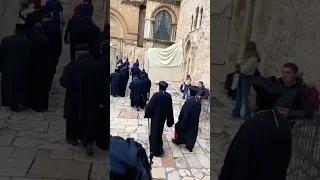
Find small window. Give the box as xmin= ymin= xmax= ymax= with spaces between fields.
xmin=194 ymin=7 xmax=199 ymax=29
xmin=191 ymin=15 xmax=193 ymax=31
xmin=199 ymin=8 xmax=203 ymax=27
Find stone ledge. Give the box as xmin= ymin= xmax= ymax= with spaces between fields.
xmin=143 ymin=38 xmax=175 ymax=45
xmin=148 ymin=0 xmax=181 ymax=5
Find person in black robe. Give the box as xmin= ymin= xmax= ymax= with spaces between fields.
xmin=145 ymin=81 xmax=174 ymax=157
xmin=42 ymin=9 xmax=62 ymax=93
xmin=129 ymin=75 xmax=141 ymax=110
xmin=139 ymin=69 xmax=147 ymax=79
xmin=27 ymin=23 xmax=50 ymax=111
xmin=219 ymin=83 xmax=292 ymax=180
xmin=60 ymin=52 xmax=109 ymax=156
xmin=24 ymin=6 xmax=45 ymax=38
xmin=122 ymin=67 xmax=130 ymax=90
xmin=118 ymin=69 xmax=127 ymax=97
xmin=0 ymin=24 xmax=34 ymax=111
xmin=138 ymin=73 xmax=151 ymax=109
xmin=64 ymin=7 xmax=100 ymax=61
xmin=131 ymin=63 xmax=141 ymax=80
xmin=110 ymin=68 xmax=121 ymax=97
xmin=172 ymin=86 xmax=202 ymax=152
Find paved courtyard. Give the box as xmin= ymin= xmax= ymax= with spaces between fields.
xmin=110 ymin=81 xmax=211 ymax=180
xmin=0 ymin=46 xmax=109 ymax=180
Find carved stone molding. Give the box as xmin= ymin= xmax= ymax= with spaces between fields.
xmin=148 ymin=0 xmax=181 ymax=5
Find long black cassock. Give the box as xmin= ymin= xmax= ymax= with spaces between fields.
xmin=0 ymin=31 xmax=33 ymax=107
xmin=28 ymin=32 xmax=50 ymax=111
xmin=139 ymin=74 xmax=151 ymax=108
xmin=129 ymin=77 xmax=141 ymax=108
xmin=219 ymin=110 xmax=292 ymax=180
xmin=174 ymin=94 xmax=201 ymax=150
xmin=110 ymin=70 xmax=120 ymax=96
xmin=60 ymin=57 xmax=109 ymax=150
xmin=118 ymin=69 xmax=127 ymax=97
xmin=145 ymin=90 xmax=174 ymax=156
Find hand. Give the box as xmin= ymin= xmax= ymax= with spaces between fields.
xmin=196 ymin=95 xmax=201 ymax=99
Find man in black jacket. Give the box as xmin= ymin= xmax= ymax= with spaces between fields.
xmin=252 ymin=62 xmax=314 ymax=121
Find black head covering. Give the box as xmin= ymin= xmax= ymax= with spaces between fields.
xmin=115 ymin=68 xmax=119 ymax=72
xmin=15 ymin=24 xmax=25 ymax=34
xmin=159 ymin=81 xmax=168 ymax=91
xmin=188 ymin=86 xmax=199 ymax=97
xmin=252 ymin=77 xmax=281 ymax=110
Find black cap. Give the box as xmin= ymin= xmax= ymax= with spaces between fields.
xmin=159 ymin=81 xmax=168 ymax=89
xmin=188 ymin=86 xmax=199 ymax=96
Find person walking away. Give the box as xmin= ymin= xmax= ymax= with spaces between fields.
xmin=144 ymin=81 xmax=174 ymax=157
xmin=25 ymin=5 xmax=44 ymax=38
xmin=131 ymin=63 xmax=141 ymax=80
xmin=134 ymin=59 xmax=139 ymax=68
xmin=64 ymin=7 xmax=99 ymax=61
xmin=196 ymin=81 xmax=209 ymax=99
xmin=231 ymin=42 xmax=260 ymax=121
xmin=219 ymin=84 xmax=292 ymax=180
xmin=45 ymin=0 xmax=63 ymax=29
xmin=124 ymin=58 xmax=130 ymax=69
xmin=118 ymin=68 xmax=127 ymax=97
xmin=172 ymin=86 xmax=201 ymax=152
xmin=42 ymin=9 xmax=62 ymax=93
xmin=182 ymin=75 xmax=191 ymax=99
xmin=77 ymin=0 xmax=93 ymax=17
xmin=27 ymin=23 xmax=50 ymax=112
xmin=0 ymin=24 xmax=34 ymax=111
xmin=110 ymin=68 xmax=121 ymax=97
xmin=129 ymin=75 xmax=142 ymax=110
xmin=139 ymin=73 xmax=151 ymax=109
xmin=60 ymin=52 xmax=109 ymax=156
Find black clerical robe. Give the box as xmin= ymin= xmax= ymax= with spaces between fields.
xmin=0 ymin=33 xmax=33 ymax=107
xmin=144 ymin=91 xmax=174 ymax=156
xmin=110 ymin=71 xmax=120 ymax=96
xmin=219 ymin=110 xmax=292 ymax=180
xmin=60 ymin=57 xmax=109 ymax=150
xmin=174 ymin=96 xmax=201 ymax=149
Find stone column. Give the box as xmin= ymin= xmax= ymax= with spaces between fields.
xmin=171 ymin=24 xmax=176 ymax=41
xmin=143 ymin=19 xmax=153 ymax=38
xmin=237 ymin=0 xmax=256 ymax=60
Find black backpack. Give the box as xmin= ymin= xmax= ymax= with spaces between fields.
xmin=110 ymin=136 xmax=152 ymax=180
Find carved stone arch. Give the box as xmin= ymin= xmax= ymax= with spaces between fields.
xmin=110 ymin=8 xmax=128 ymax=39
xmin=151 ymin=5 xmax=177 ymax=24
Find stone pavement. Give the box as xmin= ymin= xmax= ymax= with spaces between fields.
xmin=209 ymin=79 xmax=243 ymax=179
xmin=0 ymin=45 xmax=109 ymax=180
xmin=110 ymin=81 xmax=211 ymax=180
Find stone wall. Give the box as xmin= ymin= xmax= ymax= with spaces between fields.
xmin=227 ymin=0 xmax=320 ymax=85
xmin=175 ymin=0 xmax=210 ymax=87
xmin=110 ymin=0 xmax=140 ymax=44
xmin=0 ymin=0 xmax=21 ymax=40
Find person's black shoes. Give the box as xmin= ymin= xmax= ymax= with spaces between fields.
xmin=186 ymin=146 xmax=193 ymax=152
xmin=172 ymin=138 xmax=181 ymax=145
xmin=86 ymin=144 xmax=94 ymax=156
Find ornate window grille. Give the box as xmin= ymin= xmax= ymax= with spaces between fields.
xmin=154 ymin=10 xmax=172 ymax=41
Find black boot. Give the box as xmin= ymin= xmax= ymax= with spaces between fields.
xmin=172 ymin=138 xmax=181 ymax=145
xmin=186 ymin=146 xmax=193 ymax=152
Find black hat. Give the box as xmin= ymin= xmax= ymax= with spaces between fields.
xmin=159 ymin=81 xmax=168 ymax=90
xmin=188 ymin=86 xmax=199 ymax=96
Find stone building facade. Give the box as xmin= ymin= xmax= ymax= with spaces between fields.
xmin=213 ymin=0 xmax=320 ymax=85
xmin=110 ymin=0 xmax=210 ymax=86
xmin=175 ymin=0 xmax=210 ymax=86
